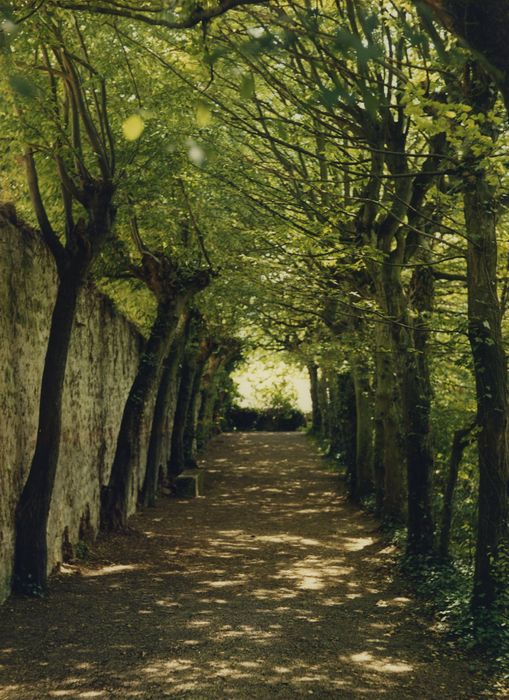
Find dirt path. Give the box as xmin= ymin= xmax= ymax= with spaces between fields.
xmin=0 ymin=432 xmax=501 ymax=699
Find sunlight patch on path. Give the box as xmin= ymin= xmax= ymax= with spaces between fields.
xmin=346 ymin=651 xmax=414 ymax=675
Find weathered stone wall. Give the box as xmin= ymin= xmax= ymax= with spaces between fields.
xmin=0 ymin=210 xmax=155 ymax=603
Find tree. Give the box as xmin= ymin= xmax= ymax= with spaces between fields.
xmin=4 ymin=14 xmax=117 ymax=593
xmin=461 ymin=63 xmax=508 ymax=611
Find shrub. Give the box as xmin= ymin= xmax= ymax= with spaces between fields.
xmin=225 ymin=405 xmax=306 ymax=432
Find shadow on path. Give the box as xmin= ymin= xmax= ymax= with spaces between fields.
xmin=0 ymin=433 xmax=498 ymax=698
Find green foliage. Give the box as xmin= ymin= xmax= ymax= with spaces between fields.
xmin=74 ymin=540 xmax=90 ymax=561
xmin=8 ymin=74 xmax=36 ymax=98
xmin=226 ymin=405 xmax=306 ymax=432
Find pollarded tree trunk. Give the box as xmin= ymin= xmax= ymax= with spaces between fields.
xmin=196 ymin=354 xmax=224 ymax=450
xmin=13 ymin=269 xmax=82 ymax=594
xmin=217 ymin=353 xmax=243 ymax=426
xmin=139 ymin=324 xmax=186 ymax=508
xmin=382 ymin=263 xmax=435 ymax=558
xmin=196 ymin=370 xmax=216 ymax=451
xmin=183 ymin=339 xmax=214 ymax=467
xmin=351 ymin=355 xmax=374 ymax=501
xmin=168 ymin=344 xmax=198 ymax=478
xmin=464 ymin=173 xmax=509 ymax=611
xmin=101 ymin=300 xmax=181 ymax=530
xmin=196 ymin=385 xmax=216 ymax=449
xmin=211 ymin=394 xmax=224 ymax=429
xmin=307 ymin=363 xmax=322 ymax=434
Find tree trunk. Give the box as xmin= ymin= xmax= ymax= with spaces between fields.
xmin=382 ymin=263 xmax=435 ymax=558
xmin=464 ymin=173 xmax=509 ymax=611
xmin=196 ymin=355 xmax=223 ymax=450
xmin=351 ymin=355 xmax=374 ymax=501
xmin=373 ymin=324 xmax=386 ymax=516
xmin=183 ymin=340 xmax=213 ymax=467
xmin=373 ymin=388 xmax=385 ymax=518
xmin=439 ymin=419 xmax=476 ymax=561
xmin=317 ymin=369 xmax=330 ymax=440
xmin=327 ymin=372 xmax=343 ymax=459
xmin=183 ymin=364 xmax=205 ymax=467
xmin=336 ymin=371 xmax=357 ymax=494
xmin=374 ymin=322 xmax=406 ymax=522
xmin=409 ymin=266 xmax=435 ymax=557
xmin=168 ymin=345 xmax=198 ymax=478
xmin=101 ymin=300 xmax=180 ymax=531
xmin=139 ymin=331 xmax=184 ymax=508
xmin=13 ymin=271 xmax=81 ymax=594
xmin=307 ymin=363 xmax=322 ymax=434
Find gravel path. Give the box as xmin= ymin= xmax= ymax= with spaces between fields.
xmin=0 ymin=432 xmax=501 ymax=698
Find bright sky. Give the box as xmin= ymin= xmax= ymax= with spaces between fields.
xmin=232 ymin=354 xmax=312 ymax=412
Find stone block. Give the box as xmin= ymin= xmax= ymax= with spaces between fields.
xmin=175 ymin=469 xmax=205 ymax=497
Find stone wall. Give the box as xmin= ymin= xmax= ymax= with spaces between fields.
xmin=0 ymin=209 xmax=155 ymax=603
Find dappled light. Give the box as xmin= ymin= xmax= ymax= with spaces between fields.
xmin=0 ymin=433 xmax=493 ymax=699
xmin=346 ymin=652 xmax=413 ymax=675
xmin=79 ymin=564 xmax=145 ymax=578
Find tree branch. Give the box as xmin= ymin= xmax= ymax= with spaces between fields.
xmin=24 ymin=148 xmax=65 ymax=264
xmin=53 ymin=0 xmax=267 ymax=29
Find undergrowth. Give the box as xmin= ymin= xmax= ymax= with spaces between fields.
xmin=398 ymin=553 xmax=509 ymax=688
